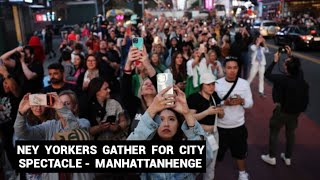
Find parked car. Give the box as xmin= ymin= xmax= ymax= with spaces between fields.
xmin=274 ymin=25 xmax=320 ymax=50
xmin=253 ymin=20 xmax=280 ymax=37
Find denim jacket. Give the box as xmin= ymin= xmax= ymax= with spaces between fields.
xmin=127 ymin=111 xmax=214 ymax=180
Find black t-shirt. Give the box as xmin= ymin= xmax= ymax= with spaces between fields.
xmin=41 ymin=83 xmax=79 ymax=95
xmin=17 ymin=60 xmax=44 ymax=95
xmin=187 ymin=92 xmax=221 ymax=125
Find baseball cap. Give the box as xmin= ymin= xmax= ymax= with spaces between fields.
xmin=200 ymin=73 xmax=217 ymax=85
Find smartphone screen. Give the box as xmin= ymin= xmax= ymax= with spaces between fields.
xmin=132 ymin=37 xmax=144 ymax=50
xmin=157 ymin=73 xmax=174 ymax=96
xmin=29 ymin=94 xmax=47 ymax=106
xmin=106 ymin=115 xmax=116 ymax=123
xmin=29 ymin=94 xmax=54 ymax=106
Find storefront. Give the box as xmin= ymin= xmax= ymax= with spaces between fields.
xmin=0 ymin=0 xmax=41 ymax=53
xmin=286 ymin=0 xmax=320 ymax=17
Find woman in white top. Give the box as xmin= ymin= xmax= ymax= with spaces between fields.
xmin=247 ymin=35 xmax=269 ymax=97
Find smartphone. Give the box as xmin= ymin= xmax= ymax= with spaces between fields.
xmin=157 ymin=73 xmax=174 ymax=98
xmin=29 ymin=94 xmax=55 ymax=106
xmin=230 ymin=94 xmax=238 ymax=99
xmin=132 ymin=37 xmax=144 ymax=50
xmin=105 ymin=115 xmax=116 ymax=123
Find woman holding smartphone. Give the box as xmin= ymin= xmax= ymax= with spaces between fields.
xmin=14 ymin=92 xmax=93 ymax=180
xmin=187 ymin=73 xmax=224 ymax=180
xmin=121 ymin=46 xmax=158 ymax=132
xmin=165 ymin=52 xmax=187 ymax=91
xmin=128 ymin=86 xmax=214 ymax=180
xmin=87 ymin=77 xmax=128 ymax=140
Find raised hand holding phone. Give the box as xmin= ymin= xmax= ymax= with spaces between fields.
xmin=18 ymin=93 xmax=31 ymax=115
xmin=157 ymin=73 xmax=174 ymax=99
xmin=132 ymin=37 xmax=144 ymax=51
xmin=147 ymin=86 xmax=175 ymax=118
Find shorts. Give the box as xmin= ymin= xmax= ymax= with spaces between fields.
xmin=217 ymin=125 xmax=248 ymax=161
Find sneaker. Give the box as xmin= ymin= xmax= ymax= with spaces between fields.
xmin=261 ymin=154 xmax=276 ymax=165
xmin=238 ymin=172 xmax=249 ymax=180
xmin=281 ymin=153 xmax=291 ymax=166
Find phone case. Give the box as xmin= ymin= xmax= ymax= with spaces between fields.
xmin=157 ymin=73 xmax=174 ymax=97
xmin=132 ymin=37 xmax=144 ymax=50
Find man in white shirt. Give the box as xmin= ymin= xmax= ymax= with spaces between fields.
xmin=215 ymin=57 xmax=253 ymax=180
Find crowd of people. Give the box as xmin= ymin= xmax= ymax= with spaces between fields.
xmin=0 ymin=12 xmax=309 ymax=180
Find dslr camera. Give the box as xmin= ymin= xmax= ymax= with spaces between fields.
xmin=278 ymin=46 xmax=287 ymax=54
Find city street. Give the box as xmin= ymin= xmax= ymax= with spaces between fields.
xmin=265 ymin=38 xmax=320 ymax=125
xmin=215 ymin=38 xmax=320 ymax=180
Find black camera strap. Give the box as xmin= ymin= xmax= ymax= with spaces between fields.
xmin=222 ymin=77 xmax=238 ymax=101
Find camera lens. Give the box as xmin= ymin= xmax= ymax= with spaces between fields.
xmin=133 ymin=38 xmax=138 ymax=43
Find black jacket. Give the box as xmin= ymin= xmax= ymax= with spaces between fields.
xmin=265 ymin=61 xmax=309 ymax=113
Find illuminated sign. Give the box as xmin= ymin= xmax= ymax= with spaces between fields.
xmin=35 ymin=12 xmax=55 ymax=22
xmin=25 ymin=0 xmax=33 ymax=3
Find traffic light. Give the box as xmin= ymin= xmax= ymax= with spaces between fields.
xmin=263 ymin=5 xmax=267 ymax=9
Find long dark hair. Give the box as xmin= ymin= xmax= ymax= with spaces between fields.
xmin=152 ymin=109 xmax=185 ymax=141
xmin=87 ymin=77 xmax=105 ymax=101
xmin=73 ymin=53 xmax=85 ymax=70
xmin=26 ymin=107 xmax=55 ymax=126
xmin=170 ymin=52 xmax=186 ymax=82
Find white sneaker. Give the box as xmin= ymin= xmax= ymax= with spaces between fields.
xmin=281 ymin=153 xmax=291 ymax=166
xmin=261 ymin=154 xmax=276 ymax=165
xmin=238 ymin=172 xmax=249 ymax=180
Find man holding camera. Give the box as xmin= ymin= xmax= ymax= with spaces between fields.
xmin=261 ymin=46 xmax=309 ymax=166
xmin=0 ymin=46 xmax=44 ymax=95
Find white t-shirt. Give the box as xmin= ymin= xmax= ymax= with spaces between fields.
xmin=215 ymin=77 xmax=253 ymax=128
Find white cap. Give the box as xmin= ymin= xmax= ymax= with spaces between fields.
xmin=200 ymin=73 xmax=217 ymax=84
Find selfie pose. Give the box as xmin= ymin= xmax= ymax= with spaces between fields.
xmin=127 ymin=86 xmax=213 ymax=180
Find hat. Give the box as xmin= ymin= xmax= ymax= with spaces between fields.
xmin=200 ymin=73 xmax=217 ymax=84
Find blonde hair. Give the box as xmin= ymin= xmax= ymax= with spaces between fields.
xmin=59 ymin=90 xmax=79 ymax=116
